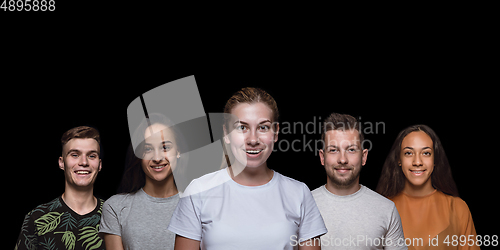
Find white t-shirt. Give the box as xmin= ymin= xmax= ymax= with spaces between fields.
xmin=167 ymin=168 xmax=327 ymax=250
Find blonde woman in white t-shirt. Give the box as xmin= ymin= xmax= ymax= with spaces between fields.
xmin=168 ymin=87 xmax=327 ymax=250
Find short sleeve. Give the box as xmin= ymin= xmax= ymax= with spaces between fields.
xmin=384 ymin=204 xmax=408 ymax=250
xmin=15 ymin=211 xmax=38 ymax=250
xmin=99 ymin=199 xmax=122 ymax=237
xmin=298 ymin=183 xmax=327 ymax=242
xmin=167 ymin=193 xmax=203 ymax=241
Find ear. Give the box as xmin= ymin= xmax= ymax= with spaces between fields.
xmin=58 ymin=156 xmax=65 ymax=171
xmin=319 ymin=149 xmax=325 ymax=166
xmin=361 ymin=148 xmax=368 ymax=166
xmin=98 ymin=159 xmax=102 ymax=172
xmin=223 ymin=125 xmax=231 ymax=144
xmin=273 ymin=122 xmax=279 ymax=142
xmin=177 ymin=151 xmax=181 ymax=159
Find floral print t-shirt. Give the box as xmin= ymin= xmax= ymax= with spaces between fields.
xmin=15 ymin=196 xmax=105 ymax=250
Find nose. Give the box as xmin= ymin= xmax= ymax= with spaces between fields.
xmin=337 ymin=151 xmax=348 ymax=165
xmin=79 ymin=156 xmax=88 ymax=166
xmin=413 ymin=154 xmax=423 ymax=166
xmin=246 ymin=130 xmax=259 ymax=146
xmin=152 ymin=149 xmax=165 ymax=162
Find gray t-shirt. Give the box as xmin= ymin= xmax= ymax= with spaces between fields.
xmin=99 ymin=188 xmax=180 ymax=250
xmin=311 ymin=185 xmax=407 ymax=250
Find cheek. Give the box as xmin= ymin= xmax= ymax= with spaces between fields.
xmin=259 ymin=133 xmax=276 ymax=147
xmin=324 ymin=154 xmax=337 ymax=166
xmin=166 ymin=151 xmax=178 ymax=167
xmin=348 ymin=154 xmax=361 ymax=164
xmin=141 ymin=159 xmax=150 ymax=171
xmin=228 ymin=133 xmax=245 ymax=146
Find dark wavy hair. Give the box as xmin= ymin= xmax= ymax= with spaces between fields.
xmin=375 ymin=124 xmax=459 ymax=198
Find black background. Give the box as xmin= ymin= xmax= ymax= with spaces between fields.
xmin=4 ymin=10 xmax=498 ymax=247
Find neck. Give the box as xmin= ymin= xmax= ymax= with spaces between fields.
xmin=403 ymin=180 xmax=435 ymax=197
xmin=325 ymin=178 xmax=361 ymax=196
xmin=62 ymin=183 xmax=96 ymax=215
xmin=229 ymin=162 xmax=273 ymax=186
xmin=143 ymin=174 xmax=178 ymax=198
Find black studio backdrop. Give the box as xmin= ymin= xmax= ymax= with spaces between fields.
xmin=9 ymin=68 xmax=496 ymax=247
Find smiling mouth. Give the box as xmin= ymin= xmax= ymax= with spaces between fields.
xmin=242 ymin=149 xmax=264 ymax=157
xmin=334 ymin=168 xmax=352 ymax=173
xmin=74 ymin=171 xmax=90 ymax=175
xmin=410 ymin=169 xmax=426 ymax=176
xmin=150 ymin=163 xmax=169 ymax=171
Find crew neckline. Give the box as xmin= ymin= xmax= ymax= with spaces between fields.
xmin=402 ymin=189 xmax=437 ymax=198
xmin=59 ymin=195 xmax=100 ymax=217
xmin=225 ymin=168 xmax=277 ymax=189
xmin=139 ymin=188 xmax=179 ymax=203
xmin=321 ymin=184 xmax=366 ymax=201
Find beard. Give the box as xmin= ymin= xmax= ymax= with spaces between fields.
xmin=328 ymin=164 xmax=362 ymax=188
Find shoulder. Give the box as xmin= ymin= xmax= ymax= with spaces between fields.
xmin=181 ymin=168 xmax=230 ymax=197
xmin=103 ymin=192 xmax=137 ymax=210
xmin=440 ymin=192 xmax=472 ymax=217
xmin=274 ymin=172 xmax=315 ymax=203
xmin=311 ymin=185 xmax=325 ymax=198
xmin=362 ymin=186 xmax=397 ymax=208
xmin=275 ymin=172 xmax=311 ymax=192
xmin=26 ymin=197 xmax=63 ymax=218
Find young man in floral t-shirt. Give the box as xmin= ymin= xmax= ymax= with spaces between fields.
xmin=16 ymin=126 xmax=105 ymax=250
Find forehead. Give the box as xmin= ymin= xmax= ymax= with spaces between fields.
xmin=324 ymin=129 xmax=360 ymax=147
xmin=64 ymin=138 xmax=99 ymax=152
xmin=401 ymin=131 xmax=433 ymax=148
xmin=144 ymin=123 xmax=176 ymax=144
xmin=231 ymin=102 xmax=273 ymax=123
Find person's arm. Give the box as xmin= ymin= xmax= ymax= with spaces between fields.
xmin=298 ymin=236 xmax=321 ymax=250
xmin=174 ymin=234 xmax=201 ymax=250
xmin=384 ymin=205 xmax=408 ymax=250
xmin=103 ymin=233 xmax=125 ymax=250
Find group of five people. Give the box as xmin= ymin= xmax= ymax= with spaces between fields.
xmin=16 ymin=87 xmax=478 ymax=249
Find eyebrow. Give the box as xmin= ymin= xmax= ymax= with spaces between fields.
xmin=144 ymin=141 xmax=173 ymax=146
xmin=403 ymin=146 xmax=432 ymax=150
xmin=233 ymin=120 xmax=272 ymax=126
xmin=67 ymin=149 xmax=99 ymax=156
xmin=326 ymin=144 xmax=359 ymax=149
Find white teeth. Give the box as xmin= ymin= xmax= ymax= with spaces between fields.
xmin=411 ymin=170 xmax=423 ymax=173
xmin=245 ymin=150 xmax=262 ymax=154
xmin=152 ymin=165 xmax=166 ymax=169
xmin=76 ymin=171 xmax=89 ymax=174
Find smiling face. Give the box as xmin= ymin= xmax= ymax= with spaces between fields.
xmin=399 ymin=131 xmax=434 ymax=190
xmin=141 ymin=123 xmax=179 ymax=183
xmin=224 ymin=102 xmax=279 ymax=169
xmin=319 ymin=129 xmax=368 ymax=189
xmin=59 ymin=138 xmax=101 ymax=189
